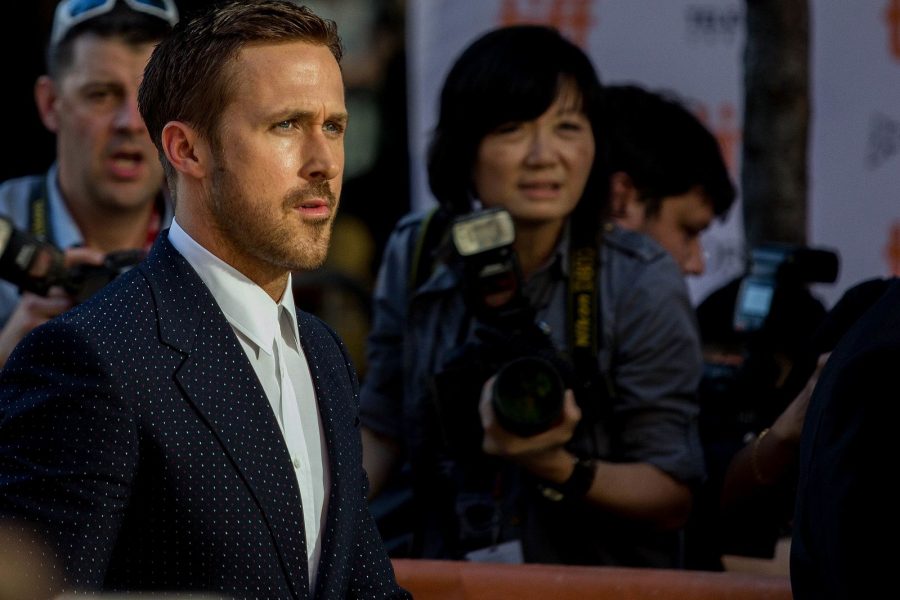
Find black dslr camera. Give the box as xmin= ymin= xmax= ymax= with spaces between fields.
xmin=430 ymin=208 xmax=569 ymax=457
xmin=0 ymin=215 xmax=145 ymax=304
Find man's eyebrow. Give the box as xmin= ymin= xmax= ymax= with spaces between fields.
xmin=274 ymin=110 xmax=349 ymax=124
xmin=328 ymin=112 xmax=349 ymax=124
xmin=79 ymin=79 xmax=124 ymax=89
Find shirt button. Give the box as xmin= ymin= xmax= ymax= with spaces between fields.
xmin=292 ymin=456 xmax=302 ymax=470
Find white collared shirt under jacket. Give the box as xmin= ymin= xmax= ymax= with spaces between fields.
xmin=168 ymin=219 xmax=328 ymax=592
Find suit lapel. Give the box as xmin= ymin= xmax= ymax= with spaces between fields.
xmin=140 ymin=235 xmax=310 ymax=599
xmin=296 ymin=312 xmax=357 ymax=599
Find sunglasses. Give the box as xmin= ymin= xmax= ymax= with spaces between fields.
xmin=51 ymin=0 xmax=179 ymax=46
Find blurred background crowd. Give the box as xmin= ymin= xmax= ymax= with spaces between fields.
xmin=1 ymin=1 xmax=897 ymax=597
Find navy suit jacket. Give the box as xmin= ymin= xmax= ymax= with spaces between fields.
xmin=791 ymin=278 xmax=899 ymax=600
xmin=0 ymin=234 xmax=408 ymax=599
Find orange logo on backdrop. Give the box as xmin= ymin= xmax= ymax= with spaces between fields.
xmin=886 ymin=0 xmax=900 ymax=60
xmin=695 ymin=102 xmax=742 ymax=177
xmin=498 ymin=0 xmax=595 ymax=46
xmin=885 ymin=221 xmax=900 ymax=275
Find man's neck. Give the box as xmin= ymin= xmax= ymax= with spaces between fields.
xmin=69 ymin=197 xmax=156 ymax=254
xmin=174 ymin=213 xmax=290 ymax=303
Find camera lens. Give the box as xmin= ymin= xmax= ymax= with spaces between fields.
xmin=491 ymin=356 xmax=565 ymax=437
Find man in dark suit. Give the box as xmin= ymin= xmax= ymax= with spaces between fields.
xmin=0 ymin=1 xmax=409 ymax=598
xmin=791 ymin=277 xmax=898 ymax=599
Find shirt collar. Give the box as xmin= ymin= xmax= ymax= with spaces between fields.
xmin=47 ymin=162 xmax=175 ymax=248
xmin=47 ymin=163 xmax=84 ymax=249
xmin=544 ymin=222 xmax=570 ymax=279
xmin=167 ymin=219 xmax=298 ymax=355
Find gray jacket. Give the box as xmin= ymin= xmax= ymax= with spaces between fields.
xmin=360 ymin=210 xmax=704 ymax=566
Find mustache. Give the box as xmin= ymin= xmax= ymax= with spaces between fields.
xmin=283 ymin=181 xmax=337 ymax=210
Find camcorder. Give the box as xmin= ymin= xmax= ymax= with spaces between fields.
xmin=733 ymin=243 xmax=839 ymax=333
xmin=698 ymin=243 xmax=841 ymax=557
xmin=704 ymin=243 xmax=839 ymax=416
xmin=429 ymin=208 xmax=572 ymax=458
xmin=0 ymin=215 xmax=145 ymax=304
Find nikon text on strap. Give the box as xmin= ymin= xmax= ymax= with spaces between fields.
xmin=28 ymin=177 xmax=51 ymax=241
xmin=565 ymin=200 xmax=614 ymax=423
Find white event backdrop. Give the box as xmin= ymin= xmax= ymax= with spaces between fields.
xmin=406 ymin=0 xmax=900 ymax=307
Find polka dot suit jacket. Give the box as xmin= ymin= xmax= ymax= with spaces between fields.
xmin=0 ymin=234 xmax=410 ymax=599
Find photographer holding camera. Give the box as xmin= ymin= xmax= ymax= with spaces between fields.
xmin=361 ymin=25 xmax=705 ymax=567
xmin=0 ymin=0 xmax=176 ymax=367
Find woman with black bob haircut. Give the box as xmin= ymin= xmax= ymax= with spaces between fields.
xmin=360 ymin=25 xmax=705 ymax=567
xmin=428 ymin=24 xmax=606 ymax=218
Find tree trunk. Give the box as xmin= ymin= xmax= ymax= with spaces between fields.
xmin=742 ymin=0 xmax=810 ymax=246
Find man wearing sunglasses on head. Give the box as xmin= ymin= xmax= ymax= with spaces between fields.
xmin=0 ymin=0 xmax=177 ymax=367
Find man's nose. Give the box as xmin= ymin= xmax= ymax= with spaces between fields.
xmin=300 ymin=133 xmax=341 ymax=182
xmin=113 ymin=95 xmax=146 ymax=133
xmin=683 ymin=241 xmax=707 ymax=276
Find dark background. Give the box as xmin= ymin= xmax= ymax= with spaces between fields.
xmin=0 ymin=1 xmax=215 ymax=183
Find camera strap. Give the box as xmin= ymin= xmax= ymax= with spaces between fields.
xmin=27 ymin=177 xmax=51 ymax=242
xmin=409 ymin=203 xmax=609 ymax=402
xmin=566 ymin=206 xmax=613 ymax=421
xmin=26 ymin=173 xmax=164 ymax=252
xmin=408 ymin=206 xmax=452 ymax=294
xmin=568 ymin=236 xmax=598 ymax=373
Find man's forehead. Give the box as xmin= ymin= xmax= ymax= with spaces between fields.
xmin=648 ymin=188 xmax=715 ymax=226
xmin=60 ymin=34 xmax=155 ymax=81
xmin=226 ymin=41 xmax=345 ymax=107
xmin=233 ymin=40 xmax=340 ymax=72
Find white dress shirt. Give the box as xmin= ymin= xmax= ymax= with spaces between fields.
xmin=168 ymin=219 xmax=328 ymax=590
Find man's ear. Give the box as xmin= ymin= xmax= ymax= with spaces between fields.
xmin=609 ymin=171 xmax=634 ymax=218
xmin=162 ymin=121 xmax=209 ymax=180
xmin=609 ymin=171 xmax=646 ymax=230
xmin=34 ymin=76 xmax=60 ymax=133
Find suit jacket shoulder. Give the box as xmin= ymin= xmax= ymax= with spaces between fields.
xmin=0 ymin=234 xmax=408 ymax=599
xmin=792 ymin=278 xmax=900 ymax=600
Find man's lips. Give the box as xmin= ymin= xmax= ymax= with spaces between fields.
xmin=287 ymin=181 xmax=337 ymax=220
xmin=293 ymin=197 xmax=333 ymax=219
xmin=106 ymin=150 xmax=146 ymax=180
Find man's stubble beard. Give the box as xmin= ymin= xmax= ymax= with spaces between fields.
xmin=84 ymin=133 xmax=165 ymax=214
xmin=210 ymin=164 xmax=337 ymax=273
xmin=84 ymin=163 xmax=161 ymax=215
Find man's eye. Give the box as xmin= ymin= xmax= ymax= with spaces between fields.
xmin=85 ymin=90 xmax=113 ymax=102
xmin=324 ymin=121 xmax=345 ymax=135
xmin=275 ymin=120 xmax=293 ymax=130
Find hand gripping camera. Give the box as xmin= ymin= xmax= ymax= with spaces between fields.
xmin=430 ymin=208 xmax=570 ymax=456
xmin=0 ymin=215 xmax=145 ymax=304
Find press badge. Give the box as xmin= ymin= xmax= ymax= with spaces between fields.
xmin=465 ymin=539 xmax=524 ymax=564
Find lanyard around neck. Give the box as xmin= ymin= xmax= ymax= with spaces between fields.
xmin=29 ymin=175 xmax=163 ymax=251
